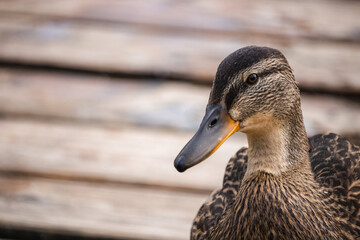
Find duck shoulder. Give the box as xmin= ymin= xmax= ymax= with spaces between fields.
xmin=190 ymin=133 xmax=360 ymax=239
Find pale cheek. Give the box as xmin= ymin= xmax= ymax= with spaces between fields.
xmin=239 ymin=120 xmax=248 ymax=132
xmin=239 ymin=112 xmax=277 ymax=133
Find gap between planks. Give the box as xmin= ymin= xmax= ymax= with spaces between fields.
xmin=0 ymin=169 xmax=213 ymax=196
xmin=0 ymin=13 xmax=359 ymax=93
xmin=0 ymin=117 xmax=246 ymax=192
xmin=0 ymin=67 xmax=359 ymax=196
xmin=0 ymin=175 xmax=207 ymax=240
xmin=0 ymin=67 xmax=359 ymax=135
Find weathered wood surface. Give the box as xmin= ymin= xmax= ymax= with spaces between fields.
xmin=0 ymin=0 xmax=359 ymax=42
xmin=0 ymin=67 xmax=359 ymax=239
xmin=0 ymin=175 xmax=207 ymax=240
xmin=0 ymin=118 xmax=245 ymax=192
xmin=0 ymin=68 xmax=359 ymax=135
xmin=0 ymin=13 xmax=359 ymax=93
xmin=0 ymin=68 xmax=359 ymax=192
xmin=0 ymin=67 xmax=209 ymax=131
xmin=0 ymin=1 xmax=359 ymax=239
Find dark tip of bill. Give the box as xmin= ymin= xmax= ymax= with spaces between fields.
xmin=174 ymin=155 xmax=187 ymax=172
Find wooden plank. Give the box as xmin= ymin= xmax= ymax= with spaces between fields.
xmin=0 ymin=118 xmax=246 ymax=192
xmin=0 ymin=0 xmax=359 ymax=42
xmin=0 ymin=67 xmax=359 ymax=135
xmin=0 ymin=15 xmax=359 ymax=93
xmin=0 ymin=67 xmax=209 ymax=132
xmin=301 ymin=94 xmax=360 ymax=137
xmin=0 ymin=175 xmax=207 ymax=240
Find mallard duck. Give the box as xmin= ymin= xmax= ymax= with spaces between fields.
xmin=174 ymin=46 xmax=360 ymax=239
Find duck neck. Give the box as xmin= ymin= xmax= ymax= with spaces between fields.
xmin=244 ymin=111 xmax=310 ymax=178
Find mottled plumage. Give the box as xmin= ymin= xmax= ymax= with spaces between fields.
xmin=192 ymin=134 xmax=360 ymax=239
xmin=174 ymin=46 xmax=360 ymax=239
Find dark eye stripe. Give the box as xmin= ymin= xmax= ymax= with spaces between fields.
xmin=225 ymin=82 xmax=246 ymax=110
xmin=224 ymin=65 xmax=288 ymax=110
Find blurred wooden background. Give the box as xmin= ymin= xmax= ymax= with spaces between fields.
xmin=0 ymin=0 xmax=359 ymax=239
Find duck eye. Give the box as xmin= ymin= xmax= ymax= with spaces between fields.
xmin=246 ymin=73 xmax=258 ymax=85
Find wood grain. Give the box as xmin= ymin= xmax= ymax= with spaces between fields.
xmin=0 ymin=67 xmax=209 ymax=131
xmin=0 ymin=118 xmax=246 ymax=192
xmin=0 ymin=67 xmax=359 ymax=135
xmin=0 ymin=0 xmax=359 ymax=42
xmin=0 ymin=1 xmax=359 ymax=239
xmin=0 ymin=14 xmax=359 ymax=92
xmin=0 ymin=68 xmax=359 ymax=191
xmin=0 ymin=176 xmax=207 ymax=240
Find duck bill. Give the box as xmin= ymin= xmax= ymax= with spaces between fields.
xmin=174 ymin=103 xmax=239 ymax=172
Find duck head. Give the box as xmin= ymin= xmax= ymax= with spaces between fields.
xmin=174 ymin=46 xmax=302 ymax=172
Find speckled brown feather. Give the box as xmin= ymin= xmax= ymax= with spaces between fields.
xmin=191 ymin=134 xmax=360 ymax=239
xmin=191 ymin=148 xmax=248 ymax=239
